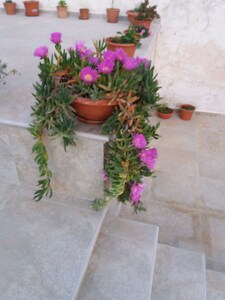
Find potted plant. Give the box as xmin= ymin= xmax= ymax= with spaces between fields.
xmin=105 ymin=26 xmax=142 ymax=57
xmin=31 ymin=32 xmax=161 ymax=213
xmin=3 ymin=0 xmax=16 ymax=15
xmin=23 ymin=0 xmax=39 ymax=16
xmin=57 ymin=0 xmax=67 ymax=18
xmin=79 ymin=8 xmax=89 ymax=20
xmin=179 ymin=104 xmax=196 ymax=121
xmin=127 ymin=0 xmax=160 ymax=29
xmin=157 ymin=103 xmax=174 ymax=119
xmin=106 ymin=0 xmax=120 ymax=23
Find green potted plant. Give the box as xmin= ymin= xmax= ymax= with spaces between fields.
xmin=105 ymin=25 xmax=142 ymax=57
xmin=157 ymin=103 xmax=174 ymax=119
xmin=3 ymin=0 xmax=16 ymax=15
xmin=179 ymin=104 xmax=196 ymax=121
xmin=23 ymin=0 xmax=39 ymax=16
xmin=106 ymin=0 xmax=120 ymax=23
xmin=57 ymin=0 xmax=67 ymax=18
xmin=30 ymin=32 xmax=161 ymax=212
xmin=127 ymin=0 xmax=160 ymax=29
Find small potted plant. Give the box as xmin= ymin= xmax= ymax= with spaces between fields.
xmin=79 ymin=8 xmax=89 ymax=20
xmin=179 ymin=104 xmax=196 ymax=121
xmin=3 ymin=0 xmax=16 ymax=15
xmin=127 ymin=0 xmax=160 ymax=29
xmin=105 ymin=26 xmax=142 ymax=57
xmin=157 ymin=103 xmax=174 ymax=119
xmin=57 ymin=0 xmax=68 ymax=18
xmin=106 ymin=0 xmax=120 ymax=23
xmin=23 ymin=0 xmax=39 ymax=16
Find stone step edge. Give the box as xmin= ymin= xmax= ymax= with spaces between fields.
xmin=71 ymin=205 xmax=109 ymax=300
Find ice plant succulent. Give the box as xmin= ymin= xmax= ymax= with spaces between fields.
xmin=30 ymin=31 xmax=161 ymax=212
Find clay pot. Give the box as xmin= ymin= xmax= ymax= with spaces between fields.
xmin=79 ymin=8 xmax=89 ymax=20
xmin=57 ymin=6 xmax=68 ymax=18
xmin=106 ymin=8 xmax=120 ymax=23
xmin=157 ymin=108 xmax=174 ymax=119
xmin=126 ymin=10 xmax=138 ymax=23
xmin=131 ymin=19 xmax=151 ymax=30
xmin=72 ymin=97 xmax=118 ymax=124
xmin=23 ymin=1 xmax=39 ymax=16
xmin=3 ymin=2 xmax=16 ymax=15
xmin=179 ymin=104 xmax=195 ymax=121
xmin=105 ymin=38 xmax=136 ymax=57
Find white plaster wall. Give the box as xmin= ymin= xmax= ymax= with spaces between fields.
xmin=1 ymin=0 xmax=225 ymax=113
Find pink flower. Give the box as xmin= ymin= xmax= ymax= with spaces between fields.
xmin=123 ymin=57 xmax=139 ymax=71
xmin=89 ymin=57 xmax=99 ymax=66
xmin=80 ymin=66 xmax=98 ymax=84
xmin=103 ymin=50 xmax=116 ymax=61
xmin=139 ymin=29 xmax=145 ymax=36
xmin=34 ymin=46 xmax=48 ymax=58
xmin=75 ymin=41 xmax=92 ymax=58
xmin=132 ymin=133 xmax=147 ymax=149
xmin=102 ymin=170 xmax=108 ymax=182
xmin=139 ymin=148 xmax=158 ymax=170
xmin=114 ymin=48 xmax=127 ymax=62
xmin=50 ymin=32 xmax=62 ymax=44
xmin=67 ymin=47 xmax=73 ymax=52
xmin=98 ymin=59 xmax=115 ymax=74
xmin=130 ymin=182 xmax=144 ymax=205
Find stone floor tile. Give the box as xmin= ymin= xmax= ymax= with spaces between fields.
xmin=207 ymin=270 xmax=225 ymax=294
xmin=0 ymin=196 xmax=103 ymax=300
xmin=151 ymin=244 xmax=206 ymax=300
xmin=200 ymin=177 xmax=225 ymax=213
xmin=150 ymin=170 xmax=199 ymax=207
xmin=207 ymin=290 xmax=225 ymax=300
xmin=0 ymin=153 xmax=19 ymax=186
xmin=198 ymin=152 xmax=225 ymax=181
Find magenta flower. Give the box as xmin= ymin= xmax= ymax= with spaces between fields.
xmin=130 ymin=182 xmax=144 ymax=205
xmin=132 ymin=133 xmax=147 ymax=149
xmin=139 ymin=148 xmax=158 ymax=170
xmin=50 ymin=32 xmax=62 ymax=44
xmin=114 ymin=48 xmax=127 ymax=62
xmin=75 ymin=41 xmax=86 ymax=53
xmin=67 ymin=47 xmax=73 ymax=52
xmin=123 ymin=57 xmax=139 ymax=71
xmin=98 ymin=59 xmax=115 ymax=74
xmin=89 ymin=57 xmax=99 ymax=66
xmin=80 ymin=66 xmax=98 ymax=84
xmin=34 ymin=46 xmax=48 ymax=58
xmin=103 ymin=50 xmax=116 ymax=61
xmin=102 ymin=170 xmax=108 ymax=182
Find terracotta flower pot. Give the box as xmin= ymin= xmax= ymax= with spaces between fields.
xmin=126 ymin=10 xmax=138 ymax=23
xmin=105 ymin=38 xmax=136 ymax=57
xmin=57 ymin=6 xmax=68 ymax=18
xmin=23 ymin=1 xmax=39 ymax=16
xmin=131 ymin=19 xmax=151 ymax=30
xmin=79 ymin=8 xmax=89 ymax=20
xmin=72 ymin=97 xmax=118 ymax=124
xmin=179 ymin=104 xmax=195 ymax=121
xmin=106 ymin=8 xmax=120 ymax=23
xmin=3 ymin=2 xmax=16 ymax=15
xmin=157 ymin=108 xmax=174 ymax=119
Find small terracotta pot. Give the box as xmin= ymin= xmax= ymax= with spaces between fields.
xmin=106 ymin=8 xmax=120 ymax=23
xmin=57 ymin=6 xmax=68 ymax=18
xmin=79 ymin=8 xmax=89 ymax=20
xmin=131 ymin=19 xmax=151 ymax=30
xmin=72 ymin=97 xmax=118 ymax=124
xmin=179 ymin=104 xmax=195 ymax=121
xmin=23 ymin=1 xmax=39 ymax=16
xmin=105 ymin=38 xmax=136 ymax=57
xmin=157 ymin=108 xmax=174 ymax=119
xmin=126 ymin=10 xmax=138 ymax=23
xmin=3 ymin=2 xmax=16 ymax=15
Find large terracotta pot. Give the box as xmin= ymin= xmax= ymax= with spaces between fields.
xmin=105 ymin=38 xmax=136 ymax=57
xmin=3 ymin=2 xmax=16 ymax=15
xmin=57 ymin=6 xmax=68 ymax=18
xmin=72 ymin=97 xmax=118 ymax=124
xmin=106 ymin=8 xmax=120 ymax=23
xmin=79 ymin=8 xmax=89 ymax=20
xmin=23 ymin=1 xmax=39 ymax=16
xmin=179 ymin=104 xmax=195 ymax=121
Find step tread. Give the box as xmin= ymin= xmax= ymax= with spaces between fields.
xmin=151 ymin=244 xmax=206 ymax=300
xmin=206 ymin=269 xmax=225 ymax=294
xmin=77 ymin=215 xmax=159 ymax=300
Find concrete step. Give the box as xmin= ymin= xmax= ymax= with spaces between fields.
xmin=0 ymin=184 xmax=108 ymax=300
xmin=76 ymin=215 xmax=159 ymax=300
xmin=206 ymin=269 xmax=225 ymax=299
xmin=151 ymin=244 xmax=206 ymax=300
